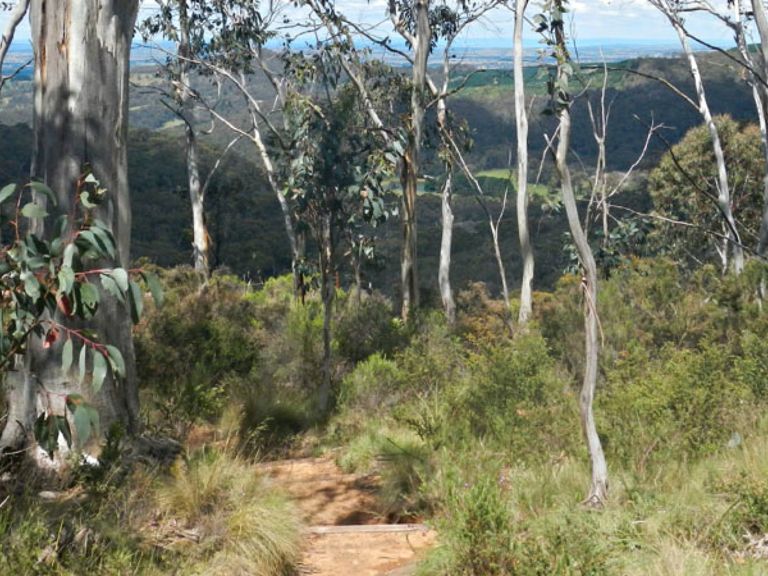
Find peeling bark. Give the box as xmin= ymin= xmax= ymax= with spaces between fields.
xmin=1 ymin=1 xmax=140 ymax=452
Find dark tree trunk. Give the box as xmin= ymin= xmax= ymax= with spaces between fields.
xmin=1 ymin=1 xmax=140 ymax=452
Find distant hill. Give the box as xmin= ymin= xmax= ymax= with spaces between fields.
xmin=0 ymin=46 xmax=759 ymax=296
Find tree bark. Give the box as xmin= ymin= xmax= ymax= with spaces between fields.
xmin=667 ymin=14 xmax=744 ymax=273
xmin=556 ymin=105 xmax=609 ymax=506
xmin=317 ymin=213 xmax=334 ymax=414
xmin=438 ymin=171 xmax=456 ymax=324
xmin=552 ymin=13 xmax=608 ymax=506
xmin=401 ymin=0 xmax=430 ymax=321
xmin=178 ymin=0 xmax=209 ymax=279
xmin=514 ymin=0 xmax=534 ymax=324
xmin=1 ymin=0 xmax=140 ymax=452
xmin=0 ymin=0 xmax=30 ymax=92
xmin=749 ymin=0 xmax=768 ymax=257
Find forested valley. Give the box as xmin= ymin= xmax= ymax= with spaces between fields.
xmin=3 ymin=1 xmax=768 ymax=575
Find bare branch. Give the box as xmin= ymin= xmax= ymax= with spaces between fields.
xmin=0 ymin=0 xmax=30 ymax=93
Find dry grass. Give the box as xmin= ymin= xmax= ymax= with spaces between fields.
xmin=154 ymin=448 xmax=302 ymax=575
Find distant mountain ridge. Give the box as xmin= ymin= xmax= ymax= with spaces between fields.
xmin=0 ymin=36 xmax=729 ymax=76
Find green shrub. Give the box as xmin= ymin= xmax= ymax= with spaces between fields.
xmin=431 ymin=467 xmax=516 ymax=575
xmin=423 ymin=456 xmax=615 ymax=576
xmin=734 ymin=331 xmax=768 ymax=398
xmin=334 ymin=292 xmax=404 ymax=364
xmin=461 ymin=333 xmax=579 ymax=459
xmin=135 ymin=269 xmax=261 ymax=431
xmin=337 ymin=353 xmax=406 ymax=413
xmin=600 ymin=342 xmax=756 ymax=469
xmin=0 ymin=503 xmax=53 ymax=574
xmin=257 ymin=299 xmax=325 ymax=394
xmin=396 ymin=312 xmax=465 ymax=398
xmin=235 ymin=376 xmax=316 ymax=456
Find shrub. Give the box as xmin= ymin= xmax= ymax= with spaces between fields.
xmin=233 ymin=374 xmax=316 ymax=456
xmin=600 ymin=342 xmax=756 ymax=469
xmin=334 ymin=292 xmax=404 ymax=364
xmin=337 ymin=353 xmax=406 ymax=413
xmin=396 ymin=312 xmax=465 ymax=399
xmin=135 ymin=269 xmax=261 ymax=432
xmin=257 ymin=299 xmax=325 ymax=394
xmin=461 ymin=333 xmax=579 ymax=459
xmin=0 ymin=502 xmax=52 ymax=574
xmin=431 ymin=466 xmax=517 ymax=575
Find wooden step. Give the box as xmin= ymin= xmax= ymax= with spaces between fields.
xmin=305 ymin=524 xmax=430 ymax=535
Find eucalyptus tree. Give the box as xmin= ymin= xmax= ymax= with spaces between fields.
xmin=304 ymin=0 xmax=510 ymax=321
xmin=2 ymin=0 xmax=143 ymax=453
xmin=141 ymin=1 xmax=243 ymax=279
xmin=540 ymin=0 xmax=608 ymax=506
xmin=279 ymin=61 xmax=391 ymax=410
xmin=145 ymin=1 xmax=305 ymax=294
xmin=647 ymin=0 xmax=745 ymax=273
xmin=750 ymin=0 xmax=768 ymax=256
xmin=514 ymin=0 xmax=534 ymax=324
xmin=0 ymin=0 xmax=29 ymax=93
xmin=690 ymin=0 xmax=768 ymax=260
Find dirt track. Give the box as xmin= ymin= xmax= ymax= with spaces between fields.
xmin=260 ymin=457 xmax=437 ymax=576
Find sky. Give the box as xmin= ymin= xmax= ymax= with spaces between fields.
xmin=0 ymin=0 xmax=740 ymax=50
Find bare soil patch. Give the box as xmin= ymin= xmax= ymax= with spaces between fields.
xmin=260 ymin=456 xmax=437 ymax=576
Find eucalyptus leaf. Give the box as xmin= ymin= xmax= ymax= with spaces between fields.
xmin=27 ymin=181 xmax=57 ymax=206
xmin=0 ymin=183 xmax=17 ymax=205
xmin=105 ymin=345 xmax=125 ymax=379
xmin=21 ymin=202 xmax=48 ymax=219
xmin=61 ymin=338 xmax=73 ymax=374
xmin=92 ymin=351 xmax=108 ymax=393
xmin=109 ymin=268 xmax=129 ymax=292
xmin=78 ymin=344 xmax=88 ymax=383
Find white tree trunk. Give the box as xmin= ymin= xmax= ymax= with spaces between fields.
xmin=178 ymin=0 xmax=209 ymax=278
xmin=556 ymin=105 xmax=609 ymax=506
xmin=438 ymin=171 xmax=456 ymax=324
xmin=318 ymin=213 xmax=334 ymax=413
xmin=0 ymin=0 xmax=30 ymax=91
xmin=669 ymin=16 xmax=744 ymax=273
xmin=2 ymin=0 xmax=140 ymax=451
xmin=749 ymin=0 xmax=768 ymax=257
xmin=514 ymin=0 xmax=534 ymax=324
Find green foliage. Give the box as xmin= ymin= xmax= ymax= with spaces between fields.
xmin=426 ymin=462 xmax=516 ymax=575
xmin=337 ymin=353 xmax=405 ymax=413
xmin=334 ymin=294 xmax=404 ymax=364
xmin=235 ymin=375 xmax=316 ymax=456
xmin=135 ymin=269 xmax=260 ymax=433
xmin=0 ymin=502 xmax=52 ymax=574
xmin=0 ymin=172 xmax=159 ymax=457
xmin=648 ymin=116 xmax=765 ymax=268
xmin=259 ymin=299 xmax=325 ymax=392
xmin=600 ymin=342 xmax=756 ymax=468
xmin=462 ymin=334 xmax=580 ymax=459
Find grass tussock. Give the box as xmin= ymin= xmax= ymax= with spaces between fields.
xmin=154 ymin=448 xmax=301 ymax=575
